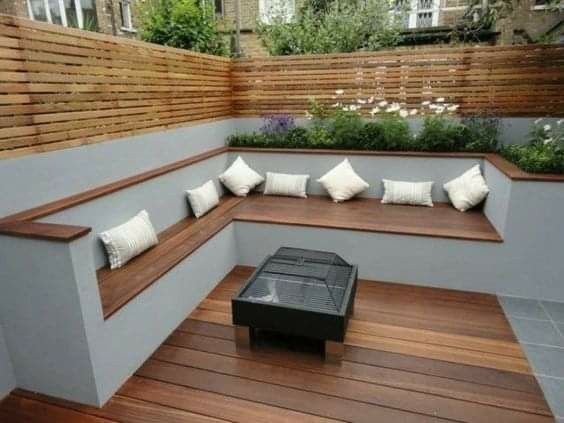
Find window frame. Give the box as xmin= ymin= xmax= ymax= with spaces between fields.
xmin=119 ymin=0 xmax=136 ymax=32
xmin=407 ymin=0 xmax=440 ymax=29
xmin=26 ymin=0 xmax=94 ymax=30
xmin=213 ymin=0 xmax=224 ymax=17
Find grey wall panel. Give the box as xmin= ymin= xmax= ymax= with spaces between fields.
xmin=501 ymin=181 xmax=564 ymax=301
xmin=498 ymin=118 xmax=561 ymax=146
xmin=234 ymin=220 xmax=564 ymax=302
xmin=482 ymin=160 xmax=512 ymax=236
xmin=228 ymin=151 xmax=481 ymax=203
xmin=0 ymin=236 xmax=98 ymax=404
xmin=72 ymin=224 xmax=238 ymax=405
xmin=0 ymin=119 xmax=234 ymax=217
xmin=42 ymin=153 xmax=229 ymax=269
xmin=0 ymin=324 xmax=15 ymax=400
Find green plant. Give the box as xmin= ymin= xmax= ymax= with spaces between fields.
xmin=375 ymin=115 xmax=413 ymax=150
xmin=500 ymin=119 xmax=564 ymax=174
xmin=500 ymin=143 xmax=564 ymax=174
xmin=257 ymin=0 xmax=402 ymax=56
xmin=306 ymin=124 xmax=334 ymax=148
xmin=462 ymin=115 xmax=500 ymax=152
xmin=139 ymin=0 xmax=228 ymax=56
xmin=328 ymin=109 xmax=365 ymax=149
xmin=416 ymin=115 xmax=467 ymax=152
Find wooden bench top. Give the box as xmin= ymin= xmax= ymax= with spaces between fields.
xmin=97 ymin=196 xmax=245 ymax=319
xmin=234 ymin=195 xmax=503 ymax=243
xmin=97 ymin=194 xmax=502 ymax=319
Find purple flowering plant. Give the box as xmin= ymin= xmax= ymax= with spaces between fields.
xmin=260 ymin=114 xmax=296 ymax=136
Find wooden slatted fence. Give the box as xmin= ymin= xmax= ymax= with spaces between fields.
xmin=0 ymin=15 xmax=232 ymax=158
xmin=1 ymin=13 xmax=564 ymax=159
xmin=232 ymin=45 xmax=564 ymax=118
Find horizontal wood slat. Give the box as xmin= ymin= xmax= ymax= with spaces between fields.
xmin=1 ymin=13 xmax=563 ymax=159
xmin=0 ymin=14 xmax=233 ymax=158
xmin=232 ymin=44 xmax=564 ymax=118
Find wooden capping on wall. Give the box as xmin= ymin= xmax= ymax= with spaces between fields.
xmin=0 ymin=15 xmax=233 ymax=159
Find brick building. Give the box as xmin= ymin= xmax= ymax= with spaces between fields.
xmin=0 ymin=0 xmax=561 ymax=53
xmin=0 ymin=0 xmax=141 ymax=38
xmin=216 ymin=0 xmax=563 ymax=56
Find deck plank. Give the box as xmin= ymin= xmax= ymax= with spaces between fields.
xmin=0 ymin=266 xmax=553 ymax=422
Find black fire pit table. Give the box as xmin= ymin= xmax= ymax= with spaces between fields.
xmin=232 ymin=247 xmax=358 ymax=362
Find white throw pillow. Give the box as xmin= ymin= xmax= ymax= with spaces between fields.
xmin=99 ymin=210 xmax=158 ymax=270
xmin=317 ymin=159 xmax=369 ymax=203
xmin=219 ymin=156 xmax=264 ymax=197
xmin=381 ymin=180 xmax=434 ymax=207
xmin=186 ymin=180 xmax=220 ymax=218
xmin=264 ymin=172 xmax=309 ymax=198
xmin=443 ymin=165 xmax=490 ymax=212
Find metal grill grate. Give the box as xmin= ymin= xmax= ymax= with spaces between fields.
xmin=240 ymin=247 xmax=354 ymax=312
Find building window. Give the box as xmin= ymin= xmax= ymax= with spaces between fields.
xmin=119 ymin=0 xmax=135 ymax=31
xmin=533 ymin=0 xmax=546 ymax=6
xmin=259 ymin=0 xmax=295 ymax=24
xmin=395 ymin=0 xmax=439 ymax=29
xmin=27 ymin=0 xmax=98 ymax=30
xmin=213 ymin=0 xmax=223 ymax=16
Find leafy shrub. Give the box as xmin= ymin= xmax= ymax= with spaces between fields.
xmin=376 ymin=115 xmax=413 ymax=151
xmin=227 ymin=112 xmax=563 ymax=175
xmin=139 ymin=0 xmax=228 ymax=56
xmin=257 ymin=0 xmax=402 ymax=56
xmin=500 ymin=144 xmax=564 ymax=174
xmin=328 ymin=110 xmax=365 ymax=149
xmin=500 ymin=120 xmax=564 ymax=174
xmin=462 ymin=115 xmax=500 ymax=153
xmin=416 ymin=116 xmax=467 ymax=152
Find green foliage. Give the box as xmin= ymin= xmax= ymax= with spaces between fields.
xmin=376 ymin=115 xmax=413 ymax=151
xmin=416 ymin=116 xmax=467 ymax=152
xmin=257 ymin=0 xmax=402 ymax=56
xmin=328 ymin=110 xmax=365 ymax=149
xmin=227 ymin=114 xmax=563 ymax=175
xmin=500 ymin=119 xmax=564 ymax=174
xmin=139 ymin=0 xmax=228 ymax=56
xmin=462 ymin=115 xmax=500 ymax=153
xmin=500 ymin=144 xmax=564 ymax=174
xmin=416 ymin=115 xmax=501 ymax=153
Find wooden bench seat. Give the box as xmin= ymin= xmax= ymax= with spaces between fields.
xmin=97 ymin=193 xmax=501 ymax=319
xmin=234 ymin=195 xmax=503 ymax=243
xmin=96 ymin=196 xmax=245 ymax=319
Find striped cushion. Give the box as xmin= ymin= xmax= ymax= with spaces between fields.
xmin=99 ymin=210 xmax=158 ymax=270
xmin=381 ymin=180 xmax=434 ymax=207
xmin=264 ymin=172 xmax=309 ymax=198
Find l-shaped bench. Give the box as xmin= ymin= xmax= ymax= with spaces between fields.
xmin=0 ymin=145 xmax=563 ymax=407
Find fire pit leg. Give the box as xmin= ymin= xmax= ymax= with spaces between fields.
xmin=234 ymin=325 xmax=251 ymax=350
xmin=325 ymin=340 xmax=344 ymax=363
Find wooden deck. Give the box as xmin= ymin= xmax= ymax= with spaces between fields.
xmin=0 ymin=266 xmax=554 ymax=422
